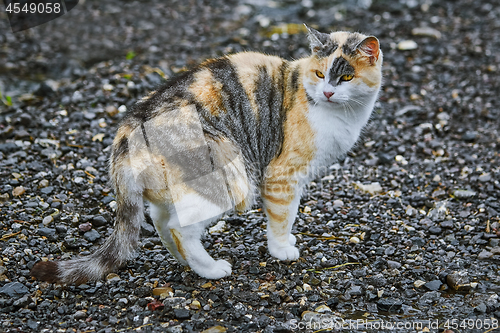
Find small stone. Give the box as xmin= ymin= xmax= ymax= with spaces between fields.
xmin=354 ymin=181 xmax=382 ymax=195
xmin=74 ymin=177 xmax=85 ymax=184
xmin=92 ymin=216 xmax=108 ymax=227
xmin=26 ymin=319 xmax=39 ymax=331
xmin=326 ymin=297 xmax=339 ymax=308
xmin=40 ymin=186 xmax=54 ymax=194
xmin=366 ymin=274 xmax=387 ymax=287
xmin=406 ymin=205 xmax=418 ymax=217
xmin=201 ymin=326 xmax=227 ymax=333
xmin=83 ymin=229 xmax=101 ymax=242
xmin=303 ymin=283 xmax=312 ymax=291
xmin=410 ymin=236 xmax=426 ymax=247
xmin=333 ymin=200 xmax=343 ymax=208
xmin=74 ymin=310 xmax=87 ymax=320
xmin=13 ymin=295 xmax=31 ymax=307
xmin=446 ymin=271 xmax=471 ymax=292
xmin=118 ymin=298 xmax=128 ymax=305
xmin=106 ymin=273 xmax=121 ymax=282
xmin=0 ymin=282 xmax=29 ymax=298
xmin=440 ymin=220 xmax=454 ymax=228
xmin=39 ymin=179 xmax=49 ymax=188
xmin=38 ymin=227 xmax=56 ymax=239
xmin=478 ymin=173 xmax=492 ymax=182
xmin=92 ymin=133 xmax=105 ymax=142
xmin=377 ymin=298 xmax=402 ymax=312
xmin=411 ymin=27 xmax=442 ymax=39
xmin=190 ymin=300 xmax=201 ymax=310
xmin=478 ymin=250 xmax=493 ymax=260
xmin=384 ymin=246 xmax=396 ymax=255
xmin=387 ymin=260 xmax=401 ymax=269
xmin=209 ymin=221 xmax=226 ymax=234
xmin=350 ymin=236 xmax=360 ymax=244
xmin=424 ymin=280 xmax=442 ymax=291
xmin=429 ymin=226 xmax=442 ymax=235
xmin=427 ymin=201 xmax=448 ymax=221
xmin=153 ymin=286 xmax=173 ymax=297
xmin=414 ymin=280 xmax=426 ymax=288
xmin=141 ymin=221 xmax=156 ymax=236
xmin=173 ymin=308 xmax=191 ymax=320
xmin=102 ymin=83 xmax=114 ymax=91
xmin=12 ymin=186 xmax=25 ymax=197
xmin=397 ymin=40 xmax=418 ymax=50
xmin=79 ymin=222 xmax=92 ymax=232
xmin=147 ymin=299 xmax=165 ymax=311
xmin=315 ymin=304 xmax=332 ymax=313
xmin=462 ymin=131 xmax=477 ymax=142
xmin=42 ymin=216 xmax=54 ymax=226
xmin=106 ymin=106 xmax=119 ymax=117
xmin=347 ymin=285 xmax=363 ymax=296
xmin=377 ymin=152 xmax=393 ymax=164
xmin=475 ymin=302 xmax=487 ymax=313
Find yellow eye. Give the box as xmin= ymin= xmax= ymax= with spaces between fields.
xmin=341 ymin=74 xmax=354 ymax=81
xmin=315 ymin=70 xmax=325 ymax=79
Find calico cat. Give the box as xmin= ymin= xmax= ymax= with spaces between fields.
xmin=31 ymin=26 xmax=382 ymax=284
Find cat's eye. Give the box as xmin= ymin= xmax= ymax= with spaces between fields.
xmin=315 ymin=70 xmax=325 ymax=79
xmin=341 ymin=74 xmax=354 ymax=81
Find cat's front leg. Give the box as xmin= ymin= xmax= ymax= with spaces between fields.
xmin=262 ymin=180 xmax=301 ymax=261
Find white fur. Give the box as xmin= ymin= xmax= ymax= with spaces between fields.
xmin=150 ymin=195 xmax=232 ymax=279
xmin=303 ymin=62 xmax=380 ymax=174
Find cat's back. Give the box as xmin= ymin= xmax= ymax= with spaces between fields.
xmin=113 ymin=51 xmax=291 ymax=179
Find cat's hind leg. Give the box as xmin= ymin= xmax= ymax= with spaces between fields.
xmin=149 ymin=203 xmax=188 ymax=266
xmin=150 ymin=195 xmax=232 ymax=279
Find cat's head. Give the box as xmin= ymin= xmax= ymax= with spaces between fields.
xmin=303 ymin=26 xmax=382 ymax=108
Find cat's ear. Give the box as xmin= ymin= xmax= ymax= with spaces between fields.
xmin=304 ymin=24 xmax=330 ymax=54
xmin=356 ymin=36 xmax=380 ymax=64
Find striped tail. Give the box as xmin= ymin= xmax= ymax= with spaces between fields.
xmin=30 ymin=192 xmax=143 ymax=284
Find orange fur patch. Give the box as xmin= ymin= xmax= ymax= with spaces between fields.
xmin=266 ymin=207 xmax=288 ymax=223
xmin=170 ymin=229 xmax=187 ymax=260
xmin=189 ymin=69 xmax=225 ymax=116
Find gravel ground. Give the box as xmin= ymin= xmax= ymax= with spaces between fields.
xmin=1 ymin=0 xmax=499 ymax=332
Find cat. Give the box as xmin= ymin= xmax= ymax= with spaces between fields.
xmin=30 ymin=26 xmax=382 ymax=284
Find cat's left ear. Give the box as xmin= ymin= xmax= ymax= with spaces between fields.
xmin=356 ymin=36 xmax=380 ymax=65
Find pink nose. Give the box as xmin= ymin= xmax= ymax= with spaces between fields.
xmin=323 ymin=91 xmax=334 ymax=99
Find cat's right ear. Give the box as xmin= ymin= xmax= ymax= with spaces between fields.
xmin=304 ymin=24 xmax=330 ymax=54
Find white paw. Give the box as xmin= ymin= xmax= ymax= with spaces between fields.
xmin=194 ymin=259 xmax=232 ymax=279
xmin=289 ymin=234 xmax=297 ymax=246
xmin=269 ymin=243 xmax=300 ymax=261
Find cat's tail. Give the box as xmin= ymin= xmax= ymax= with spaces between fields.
xmin=30 ymin=188 xmax=144 ymax=284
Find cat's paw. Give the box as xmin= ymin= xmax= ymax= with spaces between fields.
xmin=194 ymin=259 xmax=232 ymax=279
xmin=289 ymin=234 xmax=297 ymax=246
xmin=269 ymin=244 xmax=300 ymax=261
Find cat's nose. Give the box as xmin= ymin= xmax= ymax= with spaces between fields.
xmin=323 ymin=91 xmax=334 ymax=99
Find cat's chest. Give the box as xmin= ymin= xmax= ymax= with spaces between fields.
xmin=307 ymin=103 xmax=371 ymax=168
